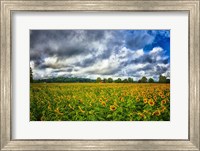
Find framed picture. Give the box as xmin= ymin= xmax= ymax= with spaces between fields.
xmin=1 ymin=0 xmax=199 ymax=150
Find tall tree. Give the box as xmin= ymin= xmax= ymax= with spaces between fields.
xmin=108 ymin=78 xmax=113 ymax=83
xmin=159 ymin=75 xmax=167 ymax=83
xmin=103 ymin=78 xmax=107 ymax=83
xmin=96 ymin=77 xmax=101 ymax=83
xmin=128 ymin=77 xmax=133 ymax=83
xmin=30 ymin=67 xmax=33 ymax=83
xmin=123 ymin=79 xmax=128 ymax=83
xmin=166 ymin=79 xmax=170 ymax=83
xmin=148 ymin=78 xmax=154 ymax=83
xmin=117 ymin=78 xmax=122 ymax=83
xmin=141 ymin=76 xmax=147 ymax=83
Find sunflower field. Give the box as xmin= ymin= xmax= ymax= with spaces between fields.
xmin=30 ymin=83 xmax=170 ymax=121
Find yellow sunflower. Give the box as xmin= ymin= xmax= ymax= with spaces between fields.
xmin=161 ymin=99 xmax=167 ymax=105
xmin=143 ymin=98 xmax=148 ymax=104
xmin=161 ymin=95 xmax=165 ymax=99
xmin=110 ymin=105 xmax=117 ymax=111
xmin=148 ymin=99 xmax=155 ymax=106
xmin=101 ymin=101 xmax=106 ymax=107
xmin=152 ymin=110 xmax=161 ymax=116
xmin=136 ymin=97 xmax=140 ymax=102
xmin=137 ymin=112 xmax=146 ymax=119
xmin=160 ymin=106 xmax=166 ymax=113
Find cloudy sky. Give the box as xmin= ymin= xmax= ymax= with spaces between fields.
xmin=30 ymin=30 xmax=170 ymax=81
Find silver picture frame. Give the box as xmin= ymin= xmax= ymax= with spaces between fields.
xmin=1 ymin=0 xmax=199 ymax=150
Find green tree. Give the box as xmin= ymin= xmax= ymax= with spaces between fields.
xmin=96 ymin=77 xmax=101 ymax=83
xmin=128 ymin=77 xmax=133 ymax=83
xmin=141 ymin=76 xmax=147 ymax=83
xmin=159 ymin=75 xmax=167 ymax=83
xmin=30 ymin=67 xmax=33 ymax=83
xmin=148 ymin=78 xmax=154 ymax=83
xmin=108 ymin=78 xmax=113 ymax=83
xmin=115 ymin=78 xmax=122 ymax=83
xmin=166 ymin=79 xmax=170 ymax=83
xmin=103 ymin=78 xmax=107 ymax=83
xmin=123 ymin=79 xmax=128 ymax=83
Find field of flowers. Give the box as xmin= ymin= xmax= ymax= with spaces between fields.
xmin=30 ymin=83 xmax=170 ymax=121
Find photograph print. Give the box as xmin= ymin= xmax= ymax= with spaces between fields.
xmin=30 ymin=30 xmax=170 ymax=121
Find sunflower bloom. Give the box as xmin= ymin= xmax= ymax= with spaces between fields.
xmin=161 ymin=99 xmax=167 ymax=105
xmin=110 ymin=105 xmax=117 ymax=111
xmin=148 ymin=99 xmax=155 ymax=106
xmin=79 ymin=99 xmax=83 ymax=103
xmin=101 ymin=101 xmax=106 ymax=107
xmin=120 ymin=97 xmax=124 ymax=102
xmin=161 ymin=95 xmax=165 ymax=99
xmin=152 ymin=110 xmax=161 ymax=116
xmin=159 ymin=92 xmax=163 ymax=96
xmin=137 ymin=112 xmax=146 ymax=119
xmin=143 ymin=98 xmax=148 ymax=104
xmin=160 ymin=106 xmax=166 ymax=113
xmin=136 ymin=97 xmax=140 ymax=102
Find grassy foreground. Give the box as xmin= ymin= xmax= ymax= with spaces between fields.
xmin=30 ymin=83 xmax=170 ymax=121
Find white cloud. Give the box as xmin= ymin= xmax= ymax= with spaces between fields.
xmin=30 ymin=61 xmax=34 ymax=69
xmin=149 ymin=47 xmax=163 ymax=55
xmin=32 ymin=46 xmax=170 ymax=81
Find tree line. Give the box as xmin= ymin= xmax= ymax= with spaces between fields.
xmin=33 ymin=77 xmax=95 ymax=83
xmin=95 ymin=75 xmax=170 ymax=83
xmin=30 ymin=67 xmax=170 ymax=83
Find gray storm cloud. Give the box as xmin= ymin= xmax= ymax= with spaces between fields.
xmin=30 ymin=30 xmax=170 ymax=80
